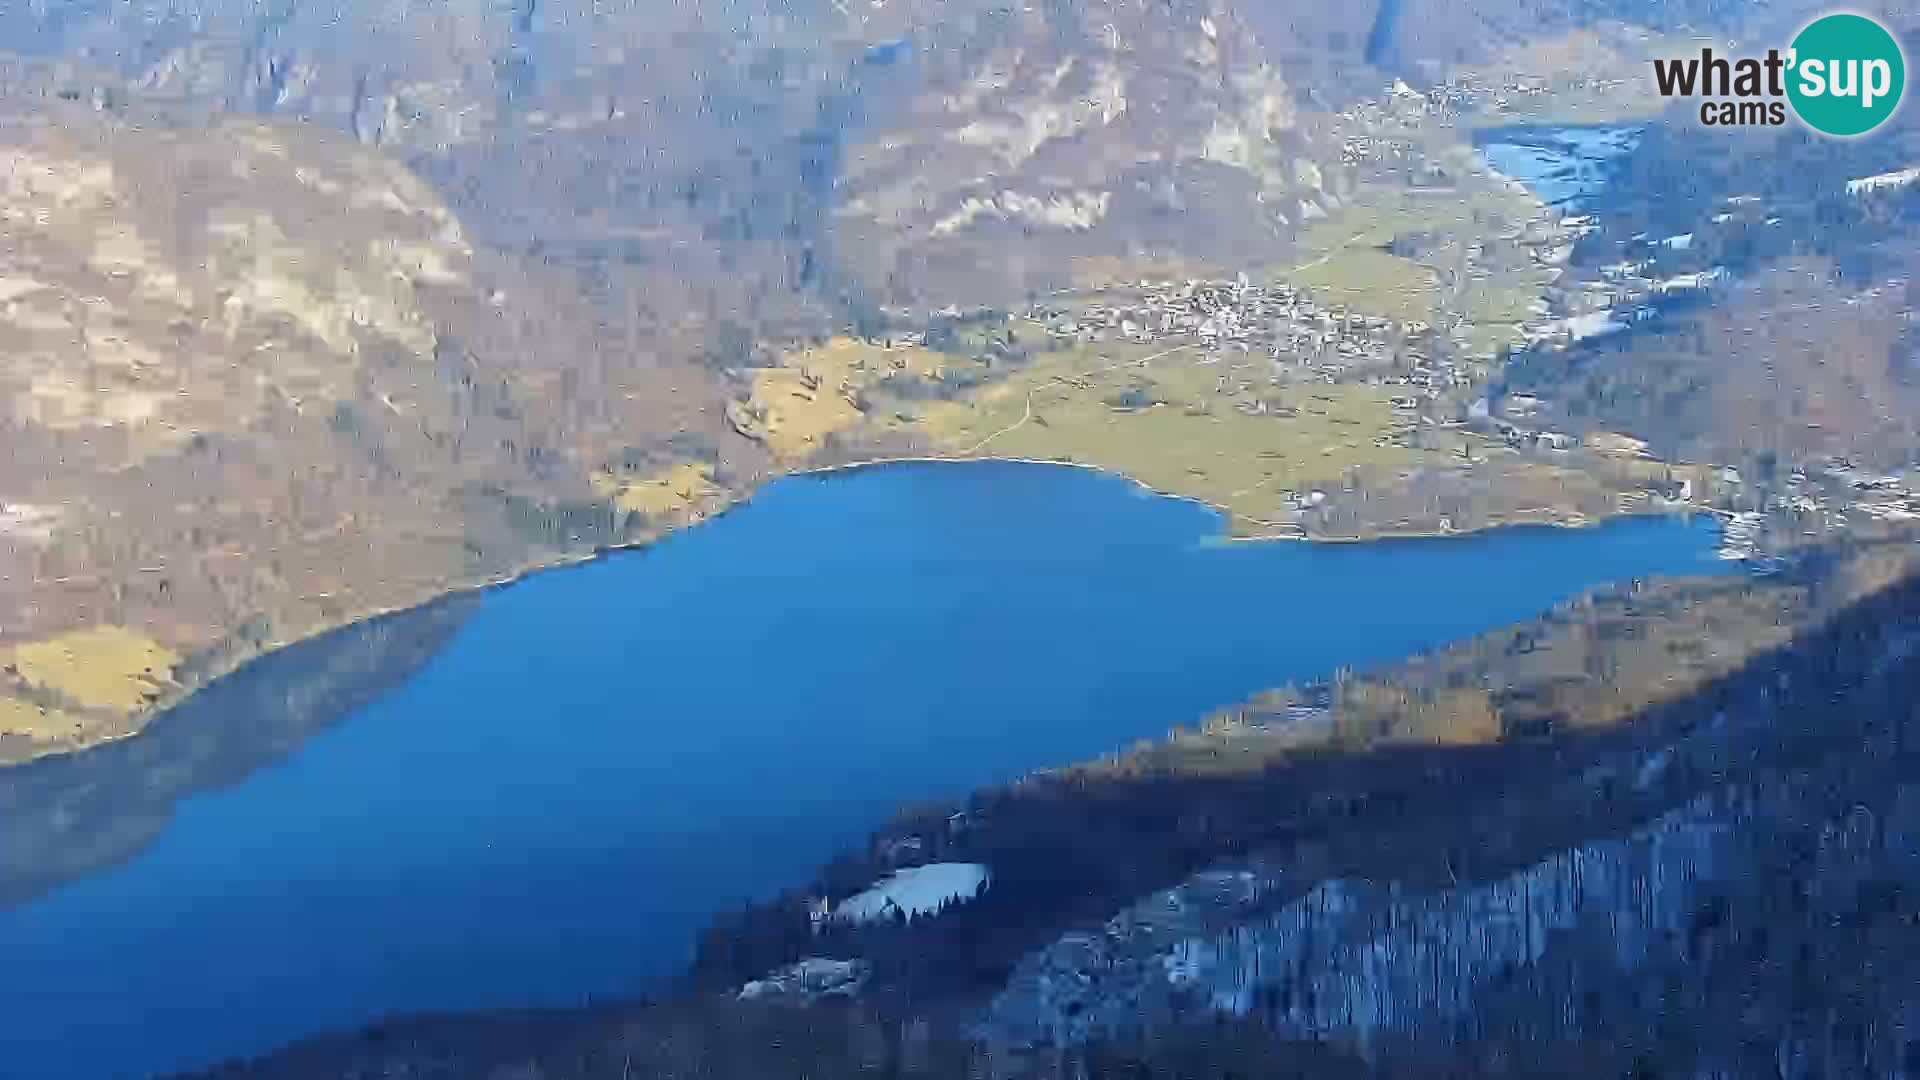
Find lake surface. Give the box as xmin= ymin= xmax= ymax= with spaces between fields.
xmin=0 ymin=461 xmax=1728 ymax=1079
xmin=1477 ymin=124 xmax=1642 ymax=210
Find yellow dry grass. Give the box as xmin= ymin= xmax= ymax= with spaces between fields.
xmin=1330 ymin=682 xmax=1504 ymax=747
xmin=1287 ymin=248 xmax=1439 ymax=325
xmin=739 ymin=336 xmax=949 ymax=462
xmin=894 ymin=344 xmax=1438 ymax=530
xmin=1276 ymin=178 xmax=1555 ymax=356
xmin=6 ymin=626 xmax=179 ymax=713
xmin=0 ymin=695 xmax=79 ymax=742
xmin=593 ymin=461 xmax=721 ymax=517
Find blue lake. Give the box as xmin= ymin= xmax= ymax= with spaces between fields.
xmin=1477 ymin=124 xmax=1641 ymax=210
xmin=0 ymin=461 xmax=1729 ymax=1078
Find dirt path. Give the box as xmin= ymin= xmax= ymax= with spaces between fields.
xmin=961 ymin=390 xmax=1035 ymax=455
xmin=1284 ymin=231 xmax=1369 ymax=276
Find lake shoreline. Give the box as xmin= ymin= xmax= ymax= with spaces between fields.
xmin=5 ymin=452 xmax=1699 ymax=770
xmin=1 ymin=111 xmax=1697 ymax=768
xmin=794 ymin=452 xmax=1707 ymax=543
xmin=3 ymin=450 xmax=1744 ymax=1079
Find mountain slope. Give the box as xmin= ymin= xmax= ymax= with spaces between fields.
xmin=831 ymin=2 xmax=1353 ymax=304
xmin=0 ymin=94 xmax=739 ymax=761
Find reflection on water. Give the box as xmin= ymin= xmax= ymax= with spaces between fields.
xmin=0 ymin=462 xmax=1727 ymax=1079
xmin=0 ymin=596 xmax=476 ymax=909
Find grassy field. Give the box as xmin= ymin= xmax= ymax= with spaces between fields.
xmin=0 ymin=695 xmax=78 ymax=746
xmin=736 ymin=336 xmax=953 ymax=462
xmin=592 ymin=461 xmax=723 ymax=520
xmin=886 ymin=343 xmax=1440 ymax=531
xmin=6 ymin=626 xmax=177 ymax=714
xmin=1287 ymin=247 xmax=1439 ymax=323
xmin=719 ymin=330 xmax=1667 ymax=541
xmin=717 ymin=333 xmax=1461 ymax=532
xmin=1272 ymin=173 xmax=1555 ymax=357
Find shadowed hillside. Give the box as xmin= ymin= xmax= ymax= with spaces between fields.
xmin=171 ymin=535 xmax=1920 ymax=1078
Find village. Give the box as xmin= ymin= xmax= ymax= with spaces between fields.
xmin=1023 ymin=276 xmax=1442 ymax=383
xmin=1337 ymin=69 xmax=1637 ymax=167
xmin=1705 ymin=463 xmax=1920 ymax=566
xmin=848 ymin=68 xmax=1919 ymax=570
xmin=999 ymin=270 xmax=1920 ymax=565
xmin=876 ymin=273 xmax=1481 ymax=429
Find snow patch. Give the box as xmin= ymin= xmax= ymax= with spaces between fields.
xmin=835 ymin=863 xmax=991 ymax=924
xmin=738 ymin=957 xmax=869 ymax=1001
xmin=1563 ymin=310 xmax=1628 ymax=341
xmin=1653 ymin=267 xmax=1726 ymax=293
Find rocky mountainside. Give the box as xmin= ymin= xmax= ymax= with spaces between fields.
xmin=830 ymin=2 xmax=1350 ymax=305
xmin=0 ymin=81 xmax=750 ymax=762
xmin=984 ymin=779 xmax=1920 ymax=1074
xmin=833 ymin=0 xmax=1827 ymax=305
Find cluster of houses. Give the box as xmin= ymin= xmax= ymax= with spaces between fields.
xmin=1419 ymin=71 xmax=1632 ymax=119
xmin=1339 ymin=74 xmax=1574 ymax=135
xmin=1475 ymin=397 xmax=1920 ymax=560
xmin=1340 ymin=131 xmax=1417 ymax=167
xmin=1336 ymin=81 xmax=1430 ymax=164
xmin=1337 ymin=66 xmax=1636 ymax=164
xmin=1494 ymin=376 xmax=1920 ymax=490
xmin=1718 ymin=511 xmax=1767 ymax=563
xmin=1800 ymin=464 xmax=1920 ymax=526
xmin=1482 ymin=398 xmax=1665 ymax=465
xmin=1024 ymin=276 xmax=1450 ymax=387
xmin=1717 ymin=464 xmax=1920 ymax=568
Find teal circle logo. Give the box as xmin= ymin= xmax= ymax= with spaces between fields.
xmin=1787 ymin=13 xmax=1906 ymax=137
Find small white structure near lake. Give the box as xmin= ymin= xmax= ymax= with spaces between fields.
xmin=834 ymin=863 xmax=991 ymax=924
xmin=1846 ymin=166 xmax=1920 ymax=196
xmin=738 ymin=957 xmax=869 ymax=1001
